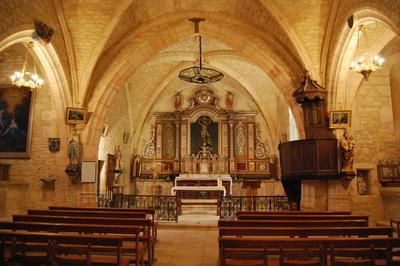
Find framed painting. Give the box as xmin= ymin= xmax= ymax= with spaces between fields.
xmin=0 ymin=85 xmax=35 ymax=158
xmin=66 ymin=107 xmax=86 ymax=124
xmin=329 ymin=110 xmax=351 ymax=129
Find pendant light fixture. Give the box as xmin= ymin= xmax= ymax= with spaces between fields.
xmin=178 ymin=18 xmax=224 ymax=84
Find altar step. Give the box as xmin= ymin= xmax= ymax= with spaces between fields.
xmin=180 ymin=199 xmax=218 ymax=214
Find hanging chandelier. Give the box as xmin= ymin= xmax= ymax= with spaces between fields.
xmin=10 ymin=42 xmax=44 ymax=90
xmin=178 ymin=18 xmax=224 ymax=84
xmin=350 ymin=24 xmax=384 ymax=81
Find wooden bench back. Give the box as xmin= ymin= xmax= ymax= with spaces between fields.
xmin=0 ymin=230 xmax=124 ymax=265
xmin=219 ymin=236 xmax=400 ymax=250
xmin=237 ymin=214 xmax=369 ymax=222
xmin=27 ymin=209 xmax=147 ymax=219
xmin=0 ymin=221 xmax=141 ymax=238
xmin=219 ymin=226 xmax=393 ymax=238
xmin=218 ymin=219 xmax=368 ymax=227
xmin=236 ymin=210 xmax=351 ymax=216
xmin=49 ymin=206 xmax=155 ymax=215
xmin=13 ymin=214 xmax=152 ymax=227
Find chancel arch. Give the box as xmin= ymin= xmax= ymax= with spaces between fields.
xmin=85 ymin=14 xmax=307 ymax=148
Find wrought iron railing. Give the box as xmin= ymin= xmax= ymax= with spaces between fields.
xmin=218 ymin=196 xmax=289 ymax=220
xmin=98 ymin=194 xmax=179 ymax=222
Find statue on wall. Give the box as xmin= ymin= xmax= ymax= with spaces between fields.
xmin=133 ymin=154 xmax=141 ymax=177
xmin=115 ymin=145 xmax=122 ymax=170
xmin=340 ymin=132 xmax=355 ymax=173
xmin=174 ymin=92 xmax=182 ymax=111
xmin=226 ymin=91 xmax=234 ymax=110
xmin=67 ymin=130 xmax=80 ymax=165
xmin=65 ymin=129 xmax=81 ymax=183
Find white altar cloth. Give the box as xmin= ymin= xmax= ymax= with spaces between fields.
xmin=174 ymin=174 xmax=232 ymax=194
xmin=171 ymin=186 xmax=226 ymax=196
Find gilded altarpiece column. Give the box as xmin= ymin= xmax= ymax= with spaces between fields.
xmin=228 ymin=118 xmax=235 ymax=173
xmin=248 ymin=123 xmax=255 ymax=172
xmin=174 ymin=119 xmax=180 ymax=171
xmin=222 ymin=122 xmax=229 ymax=157
xmin=156 ymin=124 xmax=163 ymax=159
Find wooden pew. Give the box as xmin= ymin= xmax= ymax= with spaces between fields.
xmin=27 ymin=209 xmax=147 ymax=219
xmin=0 ymin=230 xmax=128 ymax=265
xmin=219 ymin=237 xmax=400 ymax=266
xmin=27 ymin=210 xmax=146 ymax=219
xmin=218 ymin=219 xmax=369 ymax=228
xmin=236 ymin=210 xmax=351 ymax=216
xmin=219 ymin=226 xmax=393 ymax=238
xmin=49 ymin=206 xmax=155 ymax=221
xmin=391 ymin=218 xmax=400 ymax=237
xmin=0 ymin=221 xmax=143 ymax=265
xmin=13 ymin=215 xmax=155 ymax=265
xmin=236 ymin=214 xmax=369 ymax=222
xmin=48 ymin=206 xmax=158 ymax=240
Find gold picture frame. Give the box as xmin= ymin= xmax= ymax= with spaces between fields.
xmin=66 ymin=107 xmax=86 ymax=124
xmin=329 ymin=110 xmax=351 ymax=129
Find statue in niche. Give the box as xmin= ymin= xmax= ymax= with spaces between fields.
xmin=340 ymin=132 xmax=355 ymax=173
xmin=198 ymin=116 xmax=212 ymax=145
xmin=226 ymin=91 xmax=234 ymax=110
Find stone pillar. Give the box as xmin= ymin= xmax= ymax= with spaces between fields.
xmin=301 ymin=179 xmax=352 ymax=211
xmin=78 ymin=142 xmax=98 ymax=207
xmin=327 ymin=180 xmax=352 ymax=211
xmin=0 ymin=180 xmax=29 ymax=219
xmin=301 ymin=180 xmax=328 ymax=211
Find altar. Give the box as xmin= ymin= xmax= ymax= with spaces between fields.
xmin=171 ymin=174 xmax=232 ymax=199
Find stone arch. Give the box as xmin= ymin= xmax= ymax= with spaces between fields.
xmin=0 ymin=30 xmax=72 ymax=115
xmin=327 ymin=8 xmax=398 ymax=111
xmin=389 ymin=55 xmax=400 ymax=138
xmin=85 ymin=14 xmax=307 ymax=148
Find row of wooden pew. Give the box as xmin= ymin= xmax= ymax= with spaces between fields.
xmin=218 ymin=210 xmax=400 ymax=265
xmin=0 ymin=206 xmax=158 ymax=266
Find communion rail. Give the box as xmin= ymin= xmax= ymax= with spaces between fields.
xmin=98 ymin=194 xmax=179 ymax=222
xmin=98 ymin=194 xmax=289 ymax=221
xmin=218 ymin=196 xmax=289 ymax=220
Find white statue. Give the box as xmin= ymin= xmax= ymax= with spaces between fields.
xmin=67 ymin=130 xmax=80 ymax=165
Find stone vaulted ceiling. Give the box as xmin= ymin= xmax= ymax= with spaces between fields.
xmin=0 ymin=0 xmax=399 ymax=149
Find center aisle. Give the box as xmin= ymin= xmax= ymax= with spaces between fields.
xmin=154 ymin=214 xmax=219 ymax=266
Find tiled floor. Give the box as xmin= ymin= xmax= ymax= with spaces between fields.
xmin=154 ymin=214 xmax=219 ymax=266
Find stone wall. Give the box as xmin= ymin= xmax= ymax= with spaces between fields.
xmin=97 ymin=88 xmax=132 ymax=194
xmin=0 ymin=43 xmax=77 ymax=220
